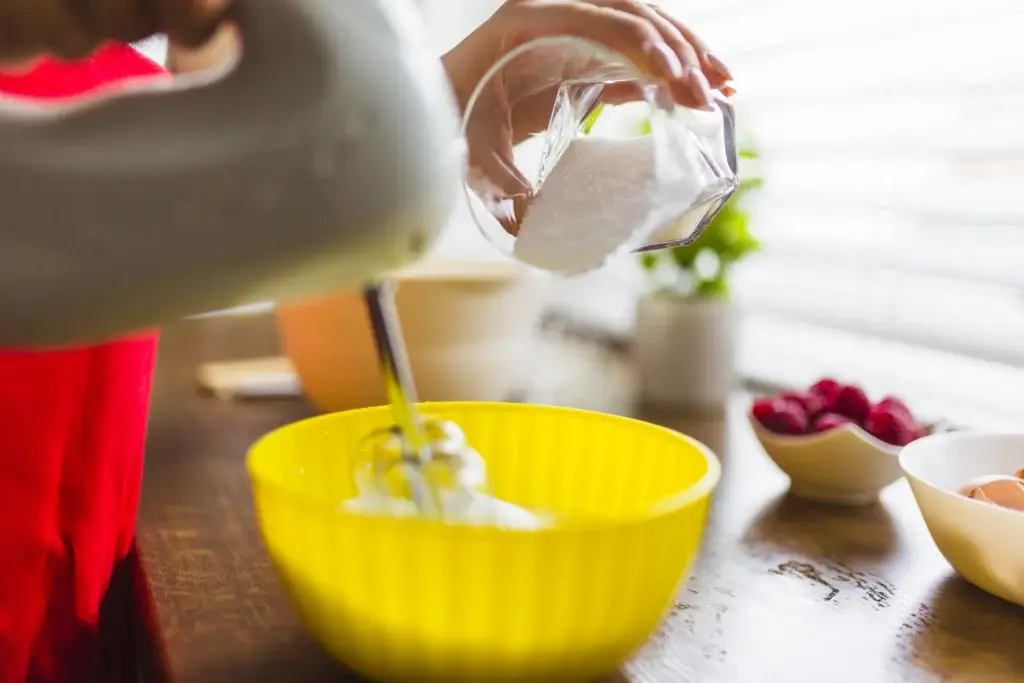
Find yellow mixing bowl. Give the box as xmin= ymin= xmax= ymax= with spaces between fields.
xmin=248 ymin=402 xmax=720 ymax=683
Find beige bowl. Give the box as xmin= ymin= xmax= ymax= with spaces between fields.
xmin=900 ymin=431 xmax=1024 ymax=607
xmin=750 ymin=416 xmax=906 ymax=506
xmin=276 ymin=260 xmax=548 ymax=412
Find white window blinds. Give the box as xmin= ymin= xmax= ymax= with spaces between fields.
xmin=658 ymin=0 xmax=1024 ymax=426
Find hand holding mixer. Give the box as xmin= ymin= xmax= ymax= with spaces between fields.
xmin=0 ymin=0 xmax=736 ymax=521
xmin=0 ymin=0 xmax=479 ymax=516
xmin=0 ymin=0 xmax=463 ymax=348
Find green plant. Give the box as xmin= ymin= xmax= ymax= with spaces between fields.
xmin=639 ymin=146 xmax=762 ymax=299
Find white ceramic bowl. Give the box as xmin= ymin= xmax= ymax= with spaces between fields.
xmin=276 ymin=259 xmax=549 ymax=412
xmin=900 ymin=431 xmax=1024 ymax=607
xmin=750 ymin=417 xmax=907 ymax=506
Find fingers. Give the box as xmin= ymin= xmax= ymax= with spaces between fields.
xmin=14 ymin=0 xmax=96 ymax=62
xmin=510 ymin=1 xmax=733 ymax=110
xmin=468 ymin=153 xmax=532 ymax=236
xmin=463 ymin=79 xmax=534 ymax=235
xmin=0 ymin=56 xmax=41 ymax=72
xmin=650 ymin=4 xmax=733 ymax=89
xmin=480 ymin=150 xmax=532 ymax=235
xmin=599 ymin=0 xmax=711 ymax=109
xmin=0 ymin=0 xmax=35 ymax=63
xmin=83 ymin=0 xmax=160 ymax=47
xmin=0 ymin=0 xmax=231 ymax=64
xmin=516 ymin=2 xmax=671 ymax=84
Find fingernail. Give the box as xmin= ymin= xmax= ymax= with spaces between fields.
xmin=705 ymin=51 xmax=733 ymax=81
xmin=688 ymin=68 xmax=715 ymax=110
xmin=648 ymin=42 xmax=684 ymax=80
xmin=720 ymin=81 xmax=737 ymax=98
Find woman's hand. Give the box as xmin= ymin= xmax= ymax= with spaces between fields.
xmin=0 ymin=0 xmax=229 ymax=68
xmin=443 ymin=0 xmax=733 ymax=231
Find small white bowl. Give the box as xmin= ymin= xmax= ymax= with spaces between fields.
xmin=900 ymin=431 xmax=1024 ymax=608
xmin=750 ymin=416 xmax=907 ymax=506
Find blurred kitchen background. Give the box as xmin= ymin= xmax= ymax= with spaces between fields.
xmin=136 ymin=0 xmax=1024 ymax=427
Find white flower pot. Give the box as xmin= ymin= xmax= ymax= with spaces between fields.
xmin=634 ymin=295 xmax=739 ymax=411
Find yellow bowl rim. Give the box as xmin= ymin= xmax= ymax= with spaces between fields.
xmin=247 ymin=401 xmax=722 ymax=532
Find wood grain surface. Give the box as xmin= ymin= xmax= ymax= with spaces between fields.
xmin=137 ymin=319 xmax=1024 ymax=683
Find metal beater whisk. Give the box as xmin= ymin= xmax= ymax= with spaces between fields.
xmin=359 ymin=281 xmax=487 ymax=517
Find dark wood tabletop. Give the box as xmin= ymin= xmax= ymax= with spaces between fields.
xmin=137 ymin=318 xmax=1024 ymax=683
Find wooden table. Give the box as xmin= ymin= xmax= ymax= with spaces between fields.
xmin=137 ymin=320 xmax=1024 ymax=683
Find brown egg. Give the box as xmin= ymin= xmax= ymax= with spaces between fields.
xmin=963 ymin=475 xmax=1024 ymax=512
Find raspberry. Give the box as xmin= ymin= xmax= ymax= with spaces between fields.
xmin=809 ymin=378 xmax=842 ymax=400
xmin=812 ymin=412 xmax=854 ymax=433
xmin=752 ymin=397 xmax=808 ymax=435
xmin=865 ymin=403 xmax=917 ymax=447
xmin=875 ymin=396 xmax=923 ymax=440
xmin=822 ymin=384 xmax=872 ymax=424
xmin=876 ymin=395 xmax=914 ymax=423
xmin=779 ymin=390 xmax=823 ymax=416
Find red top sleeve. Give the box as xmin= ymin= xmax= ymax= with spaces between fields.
xmin=0 ymin=44 xmax=165 ymax=683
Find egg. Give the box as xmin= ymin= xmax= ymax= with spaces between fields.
xmin=961 ymin=474 xmax=1024 ymax=512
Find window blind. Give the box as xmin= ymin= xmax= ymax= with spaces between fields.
xmin=662 ymin=0 xmax=1024 ymax=425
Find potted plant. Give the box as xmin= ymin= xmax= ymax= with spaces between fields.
xmin=634 ymin=145 xmax=762 ymax=411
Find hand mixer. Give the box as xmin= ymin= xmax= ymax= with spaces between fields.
xmin=0 ymin=0 xmax=463 ymax=349
xmin=0 ymin=0 xmax=492 ymax=518
xmin=358 ymin=281 xmax=490 ymax=519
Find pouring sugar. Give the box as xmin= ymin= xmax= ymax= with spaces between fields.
xmin=514 ymin=136 xmax=655 ymax=273
xmin=514 ymin=135 xmax=700 ymax=274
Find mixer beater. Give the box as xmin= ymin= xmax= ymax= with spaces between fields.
xmin=356 ymin=282 xmax=491 ymax=519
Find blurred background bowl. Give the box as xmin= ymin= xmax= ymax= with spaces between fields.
xmin=750 ymin=416 xmax=905 ymax=506
xmin=276 ymin=260 xmax=548 ymax=412
xmin=900 ymin=431 xmax=1024 ymax=607
xmin=248 ymin=402 xmax=720 ymax=683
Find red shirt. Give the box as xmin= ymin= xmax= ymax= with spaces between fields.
xmin=0 ymin=45 xmax=165 ymax=683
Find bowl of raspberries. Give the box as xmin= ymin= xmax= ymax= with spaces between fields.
xmin=749 ymin=378 xmax=931 ymax=505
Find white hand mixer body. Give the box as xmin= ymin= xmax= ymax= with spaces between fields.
xmin=0 ymin=0 xmax=465 ymax=347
